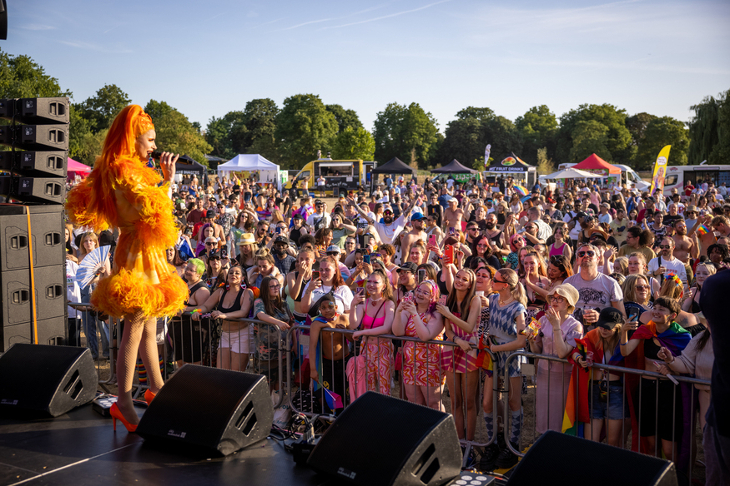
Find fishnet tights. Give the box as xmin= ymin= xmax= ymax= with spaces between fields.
xmin=116 ymin=310 xmax=164 ymax=423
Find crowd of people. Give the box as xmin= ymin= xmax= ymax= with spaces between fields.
xmin=65 ymin=169 xmax=729 ymax=477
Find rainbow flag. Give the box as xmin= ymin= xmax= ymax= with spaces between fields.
xmin=513 ymin=185 xmax=528 ymax=196
xmin=697 ymin=224 xmax=709 ymax=236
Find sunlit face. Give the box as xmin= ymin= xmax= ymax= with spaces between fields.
xmin=82 ymin=235 xmax=97 ymax=252
xmin=209 ymin=258 xmax=222 ymax=273
xmin=258 ymin=259 xmax=273 ymax=275
xmin=268 ymin=278 xmax=281 ymax=297
xmin=366 ymin=274 xmax=386 ymax=296
xmin=633 ymin=278 xmax=650 ymax=302
xmin=228 ymin=267 xmax=243 ymax=285
xmin=695 ymin=266 xmax=712 ymax=285
xmin=134 ymin=129 xmax=156 ymax=161
xmin=184 ymin=263 xmax=200 ymax=281
xmin=319 ymin=261 xmax=335 ymax=283
xmin=475 ymin=268 xmax=492 ymax=292
xmin=453 ymin=270 xmax=471 ymax=291
xmin=523 ymin=255 xmax=539 ymax=275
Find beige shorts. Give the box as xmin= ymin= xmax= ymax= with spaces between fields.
xmin=220 ymin=327 xmax=253 ymax=354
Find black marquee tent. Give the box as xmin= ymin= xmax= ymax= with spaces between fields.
xmin=432 ymin=159 xmax=477 ymax=174
xmin=371 ymin=157 xmax=416 ymax=175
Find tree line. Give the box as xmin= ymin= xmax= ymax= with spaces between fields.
xmin=1 ymin=49 xmax=727 ymax=171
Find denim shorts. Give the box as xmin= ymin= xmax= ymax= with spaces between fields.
xmin=590 ymin=381 xmax=628 ymax=420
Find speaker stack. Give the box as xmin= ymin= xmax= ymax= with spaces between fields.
xmin=0 ymin=97 xmax=69 ymax=351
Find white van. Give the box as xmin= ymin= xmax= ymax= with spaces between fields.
xmin=663 ymin=164 xmax=730 ymax=196
xmin=556 ymin=163 xmax=649 ymax=191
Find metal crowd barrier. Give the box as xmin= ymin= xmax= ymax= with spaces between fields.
xmin=502 ymin=350 xmax=710 ymax=480
xmin=284 ymin=325 xmax=498 ymax=467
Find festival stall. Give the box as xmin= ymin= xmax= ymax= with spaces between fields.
xmin=572 ymin=154 xmax=621 ymax=185
xmin=484 ymin=153 xmax=537 ymax=188
xmin=431 ymin=159 xmax=477 ymax=183
xmin=217 ymin=154 xmax=282 ymax=191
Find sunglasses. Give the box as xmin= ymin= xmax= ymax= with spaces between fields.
xmin=578 ymin=251 xmax=595 ymax=257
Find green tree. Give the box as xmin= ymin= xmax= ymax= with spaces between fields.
xmin=688 ymin=92 xmax=723 ymax=164
xmin=557 ymin=104 xmax=632 ymax=163
xmin=373 ymin=102 xmax=439 ymax=169
xmin=144 ymin=100 xmax=212 ymax=166
xmin=635 ymin=117 xmax=689 ymax=170
xmin=569 ymin=120 xmax=611 ymax=163
xmin=326 ymin=104 xmax=362 ymax=132
xmin=275 ymin=94 xmax=338 ymax=169
xmin=331 ymin=126 xmax=375 ymax=161
xmin=0 ymin=49 xmax=70 ymax=99
xmin=515 ymin=105 xmax=558 ymax=163
xmin=78 ymin=84 xmax=131 ymax=132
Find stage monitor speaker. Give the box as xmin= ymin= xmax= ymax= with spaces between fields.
xmin=0 ymin=344 xmax=97 ymax=417
xmin=307 ymin=392 xmax=462 ymax=486
xmin=506 ymin=431 xmax=677 ymax=486
xmin=137 ymin=365 xmax=273 ymax=456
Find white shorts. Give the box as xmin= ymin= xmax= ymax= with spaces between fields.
xmin=220 ymin=327 xmax=253 ymax=354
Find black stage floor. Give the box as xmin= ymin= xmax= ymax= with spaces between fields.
xmin=0 ymin=403 xmax=340 ymax=486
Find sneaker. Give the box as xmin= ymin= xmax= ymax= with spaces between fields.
xmin=479 ymin=442 xmax=500 ymax=471
xmin=495 ymin=442 xmax=519 ymax=469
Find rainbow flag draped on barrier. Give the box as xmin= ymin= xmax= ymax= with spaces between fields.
xmin=310 ymin=316 xmax=345 ymax=410
xmin=562 ymin=330 xmax=625 ymax=434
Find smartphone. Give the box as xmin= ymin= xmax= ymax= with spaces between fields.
xmin=417 ymin=269 xmax=426 ymax=284
xmin=363 ymin=254 xmax=371 ymax=264
xmin=428 ymin=234 xmax=437 ymax=247
xmin=312 ymin=271 xmax=320 ymax=281
xmin=444 ymin=245 xmax=454 ymax=265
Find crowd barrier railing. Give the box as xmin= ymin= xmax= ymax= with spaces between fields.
xmin=502 ymin=350 xmax=710 ymax=480
xmin=284 ymin=325 xmax=498 ymax=467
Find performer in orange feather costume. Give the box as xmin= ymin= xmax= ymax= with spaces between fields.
xmin=66 ymin=105 xmax=188 ymax=430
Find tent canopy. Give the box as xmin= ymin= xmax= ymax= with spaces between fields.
xmin=371 ymin=157 xmax=415 ymax=175
xmin=573 ymin=154 xmax=621 ymax=174
xmin=486 ymin=153 xmax=533 ymax=173
xmin=432 ymin=159 xmax=477 ymax=174
xmin=544 ymin=168 xmax=602 ymax=179
xmin=67 ymin=158 xmax=91 ymax=174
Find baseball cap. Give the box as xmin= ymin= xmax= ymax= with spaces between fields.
xmin=594 ymin=307 xmax=624 ymax=330
xmin=396 ymin=262 xmax=418 ymax=273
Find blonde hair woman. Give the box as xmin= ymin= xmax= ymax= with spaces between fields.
xmin=481 ymin=268 xmax=527 ymax=470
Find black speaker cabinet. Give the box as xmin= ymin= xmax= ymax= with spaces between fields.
xmin=0 ymin=204 xmax=65 ymax=272
xmin=506 ymin=431 xmax=677 ymax=486
xmin=1 ymin=316 xmax=66 ymax=351
xmin=137 ymin=365 xmax=273 ymax=456
xmin=0 ymin=344 xmax=97 ymax=417
xmin=308 ymin=392 xmax=462 ymax=486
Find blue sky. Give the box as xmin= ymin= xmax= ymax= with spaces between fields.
xmin=7 ymin=0 xmax=730 ymax=133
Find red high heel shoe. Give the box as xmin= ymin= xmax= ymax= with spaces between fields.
xmin=110 ymin=403 xmax=138 ymax=433
xmin=144 ymin=389 xmax=156 ymax=406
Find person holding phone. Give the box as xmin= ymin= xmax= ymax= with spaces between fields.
xmin=392 ymin=279 xmax=445 ymax=410
xmin=350 ymin=269 xmax=396 ymax=395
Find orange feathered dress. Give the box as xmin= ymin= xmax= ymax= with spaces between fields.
xmin=65 ymin=140 xmax=187 ymax=319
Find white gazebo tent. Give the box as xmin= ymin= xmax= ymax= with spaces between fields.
xmin=216 ymin=154 xmax=282 ymax=191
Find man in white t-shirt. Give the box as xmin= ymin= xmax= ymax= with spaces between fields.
xmin=351 ymin=196 xmax=418 ymax=245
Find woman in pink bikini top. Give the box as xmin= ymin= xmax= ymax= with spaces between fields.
xmin=350 ymin=270 xmax=395 ymax=342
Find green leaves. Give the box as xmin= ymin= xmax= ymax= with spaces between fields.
xmin=373 ymin=102 xmax=439 ymax=169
